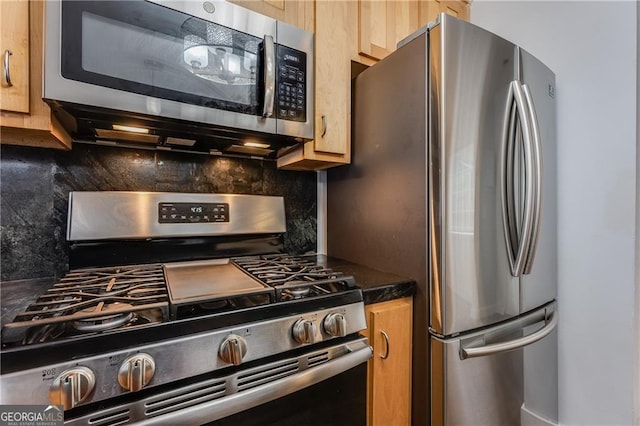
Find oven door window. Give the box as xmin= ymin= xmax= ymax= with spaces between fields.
xmin=61 ymin=1 xmax=263 ymax=115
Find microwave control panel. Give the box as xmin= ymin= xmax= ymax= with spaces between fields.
xmin=276 ymin=45 xmax=306 ymax=123
xmin=158 ymin=203 xmax=229 ymax=224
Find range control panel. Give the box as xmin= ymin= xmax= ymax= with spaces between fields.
xmin=158 ymin=202 xmax=229 ymax=224
xmin=276 ymin=45 xmax=306 ymax=122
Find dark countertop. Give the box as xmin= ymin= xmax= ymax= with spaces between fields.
xmin=314 ymin=255 xmax=416 ymax=305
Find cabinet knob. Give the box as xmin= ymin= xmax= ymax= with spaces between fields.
xmin=49 ymin=367 xmax=95 ymax=410
xmin=118 ymin=353 xmax=156 ymax=392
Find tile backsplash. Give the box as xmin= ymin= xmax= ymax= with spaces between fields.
xmin=0 ymin=144 xmax=317 ymax=281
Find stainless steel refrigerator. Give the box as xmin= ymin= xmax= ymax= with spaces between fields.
xmin=327 ymin=14 xmax=558 ymax=426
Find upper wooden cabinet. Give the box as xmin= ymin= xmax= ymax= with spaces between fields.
xmin=420 ymin=0 xmax=470 ymax=25
xmin=357 ymin=0 xmax=470 ymax=63
xmin=227 ymin=0 xmax=310 ymax=28
xmin=277 ymin=0 xmax=351 ymax=170
xmin=358 ymin=0 xmax=420 ymax=62
xmin=1 ymin=1 xmax=30 ymax=114
xmin=278 ymin=0 xmax=470 ymax=170
xmin=1 ymin=1 xmax=71 ymax=149
xmin=230 ymin=0 xmax=351 ymax=171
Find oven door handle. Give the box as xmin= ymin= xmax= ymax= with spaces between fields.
xmin=135 ymin=343 xmax=373 ymax=425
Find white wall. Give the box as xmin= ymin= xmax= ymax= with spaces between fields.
xmin=471 ymin=2 xmax=637 ymax=425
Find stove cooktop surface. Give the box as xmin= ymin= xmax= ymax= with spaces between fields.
xmin=1 ymin=254 xmax=359 ymax=350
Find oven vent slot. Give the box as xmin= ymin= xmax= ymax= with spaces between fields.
xmin=145 ymin=380 xmax=226 ymax=417
xmin=87 ymin=408 xmax=130 ymax=426
xmin=237 ymin=359 xmax=299 ymax=391
xmin=307 ymin=351 xmax=330 ymax=367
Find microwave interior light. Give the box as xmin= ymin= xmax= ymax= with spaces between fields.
xmin=243 ymin=141 xmax=271 ymax=149
xmin=112 ymin=124 xmax=149 ymax=134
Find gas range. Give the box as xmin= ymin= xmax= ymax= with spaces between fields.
xmin=0 ymin=192 xmax=371 ymax=425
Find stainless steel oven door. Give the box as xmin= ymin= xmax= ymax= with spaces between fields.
xmin=63 ymin=337 xmax=371 ymax=425
xmin=44 ymin=0 xmax=278 ymax=135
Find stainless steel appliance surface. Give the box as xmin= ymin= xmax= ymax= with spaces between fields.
xmin=327 ymin=14 xmax=557 ymax=426
xmin=0 ymin=192 xmax=371 ymax=425
xmin=43 ymin=0 xmax=314 ymax=158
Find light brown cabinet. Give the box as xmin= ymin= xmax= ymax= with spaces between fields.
xmin=356 ymin=0 xmax=470 ymax=63
xmin=1 ymin=1 xmax=71 ymax=149
xmin=1 ymin=0 xmax=30 ymax=114
xmin=419 ymin=0 xmax=470 ymax=25
xmin=282 ymin=0 xmax=469 ymax=170
xmin=358 ymin=0 xmax=421 ymax=62
xmin=231 ymin=0 xmax=351 ymax=170
xmin=228 ymin=0 xmax=311 ymax=29
xmin=277 ymin=0 xmax=351 ymax=170
xmin=361 ymin=297 xmax=413 ymax=426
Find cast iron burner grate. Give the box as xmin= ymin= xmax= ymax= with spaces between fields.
xmin=232 ymin=254 xmax=356 ymax=301
xmin=2 ymin=264 xmax=169 ymax=346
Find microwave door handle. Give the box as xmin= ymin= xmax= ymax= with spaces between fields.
xmin=262 ymin=35 xmax=275 ymax=118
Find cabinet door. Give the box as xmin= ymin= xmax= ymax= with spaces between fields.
xmin=313 ymin=0 xmax=349 ymax=156
xmin=277 ymin=0 xmax=350 ymax=170
xmin=358 ymin=0 xmax=420 ymax=61
xmin=363 ymin=298 xmax=413 ymax=426
xmin=419 ymin=0 xmax=470 ymax=27
xmin=0 ymin=0 xmax=30 ymax=113
xmin=1 ymin=0 xmax=71 ymax=149
xmin=228 ymin=0 xmax=308 ymax=28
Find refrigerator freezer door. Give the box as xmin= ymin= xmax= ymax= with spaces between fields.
xmin=430 ymin=15 xmax=520 ymax=336
xmin=431 ymin=302 xmax=556 ymax=426
xmin=518 ymin=48 xmax=557 ymax=313
xmin=431 ymin=333 xmax=523 ymax=426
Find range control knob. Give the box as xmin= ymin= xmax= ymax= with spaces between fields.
xmin=118 ymin=353 xmax=156 ymax=392
xmin=292 ymin=319 xmax=318 ymax=344
xmin=219 ymin=334 xmax=248 ymax=366
xmin=323 ymin=313 xmax=347 ymax=337
xmin=49 ymin=366 xmax=95 ymax=410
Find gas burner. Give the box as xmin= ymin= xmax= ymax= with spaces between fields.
xmin=73 ymin=312 xmax=135 ymax=332
xmin=232 ymin=255 xmax=357 ymax=301
xmin=281 ymin=287 xmax=311 ymax=300
xmin=2 ymin=264 xmax=170 ymax=346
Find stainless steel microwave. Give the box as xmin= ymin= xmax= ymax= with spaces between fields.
xmin=43 ymin=0 xmax=314 ymax=157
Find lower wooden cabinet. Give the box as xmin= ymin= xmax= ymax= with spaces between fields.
xmin=361 ymin=297 xmax=413 ymax=426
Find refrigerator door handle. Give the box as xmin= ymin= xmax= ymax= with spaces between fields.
xmin=501 ymin=81 xmax=536 ymax=277
xmin=521 ymin=84 xmax=543 ymax=275
xmin=459 ymin=308 xmax=557 ymax=360
xmin=500 ymin=84 xmax=519 ymax=276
